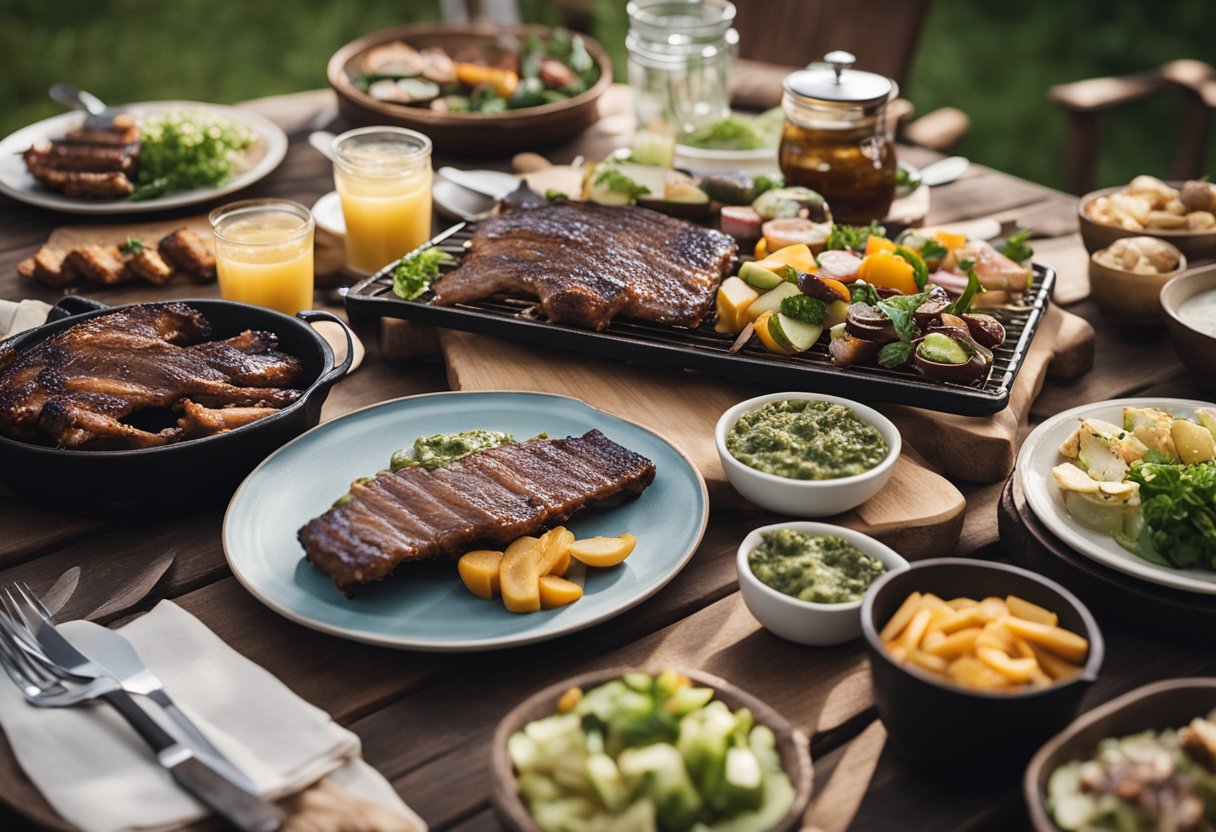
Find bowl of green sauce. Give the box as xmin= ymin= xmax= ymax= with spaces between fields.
xmin=737 ymin=522 xmax=908 ymax=646
xmin=715 ymin=392 xmax=900 ymax=516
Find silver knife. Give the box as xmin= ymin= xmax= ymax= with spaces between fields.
xmin=62 ymin=620 xmax=259 ymax=794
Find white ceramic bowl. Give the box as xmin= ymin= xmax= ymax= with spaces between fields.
xmin=737 ymin=522 xmax=909 ymax=646
xmin=714 ymin=392 xmax=901 ymax=517
xmin=673 ymin=144 xmax=778 ymax=177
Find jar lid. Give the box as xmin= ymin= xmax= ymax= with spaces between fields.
xmin=784 ymin=50 xmax=894 ymax=107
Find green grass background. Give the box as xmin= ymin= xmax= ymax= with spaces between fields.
xmin=2 ymin=0 xmax=1212 ymax=191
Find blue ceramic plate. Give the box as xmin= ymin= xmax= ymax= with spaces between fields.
xmin=223 ymin=391 xmax=709 ymax=651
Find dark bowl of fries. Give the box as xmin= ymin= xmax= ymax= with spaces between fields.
xmin=860 ymin=558 xmax=1104 ymax=770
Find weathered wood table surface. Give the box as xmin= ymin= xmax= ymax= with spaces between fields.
xmin=0 ymin=86 xmax=1210 ymax=832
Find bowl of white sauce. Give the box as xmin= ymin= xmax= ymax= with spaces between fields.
xmin=1162 ymin=264 xmax=1216 ymax=389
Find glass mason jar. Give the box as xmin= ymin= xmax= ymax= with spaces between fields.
xmin=778 ymin=51 xmax=899 ymax=225
xmin=209 ymin=199 xmax=315 ymax=316
xmin=332 ymin=126 xmax=433 ymax=275
xmin=626 ymin=0 xmax=738 ymax=160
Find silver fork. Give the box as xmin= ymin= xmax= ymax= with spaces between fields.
xmin=0 ymin=588 xmax=283 ymax=832
xmin=3 ymin=580 xmax=257 ymax=793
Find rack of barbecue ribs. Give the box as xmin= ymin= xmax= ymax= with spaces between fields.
xmin=0 ymin=303 xmax=304 ymax=450
xmin=430 ymin=202 xmax=738 ymax=331
xmin=299 ymin=430 xmax=657 ymax=595
xmin=23 ymin=114 xmax=141 ymax=199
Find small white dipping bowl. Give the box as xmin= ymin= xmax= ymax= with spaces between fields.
xmin=737 ymin=522 xmax=909 ymax=646
xmin=714 ymin=392 xmax=901 ymax=517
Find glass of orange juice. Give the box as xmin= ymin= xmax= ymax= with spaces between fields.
xmin=209 ymin=199 xmax=315 ymax=315
xmin=332 ymin=126 xmax=433 ymax=275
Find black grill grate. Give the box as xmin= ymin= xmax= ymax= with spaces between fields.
xmin=346 ymin=222 xmax=1056 ymax=416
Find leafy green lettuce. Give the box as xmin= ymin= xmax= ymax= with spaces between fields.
xmin=1126 ymin=461 xmax=1216 ymax=571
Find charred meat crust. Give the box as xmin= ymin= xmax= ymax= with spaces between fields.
xmin=298 ymin=429 xmax=657 ymax=595
xmin=431 ymin=203 xmax=737 ymax=331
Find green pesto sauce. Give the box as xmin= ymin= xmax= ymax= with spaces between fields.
xmin=391 ymin=429 xmax=516 ymax=472
xmin=748 ymin=530 xmax=885 ymax=604
xmin=726 ymin=400 xmax=888 ymax=480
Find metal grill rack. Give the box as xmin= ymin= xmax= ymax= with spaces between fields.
xmin=346 ymin=222 xmax=1055 ymax=416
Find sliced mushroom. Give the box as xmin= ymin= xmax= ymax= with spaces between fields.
xmin=962 ymin=313 xmax=1007 ymax=348
xmin=845 ymin=303 xmax=897 ymax=343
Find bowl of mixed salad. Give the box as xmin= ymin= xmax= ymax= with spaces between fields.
xmin=492 ymin=668 xmax=813 ymax=832
xmin=328 ymin=23 xmax=612 ymax=154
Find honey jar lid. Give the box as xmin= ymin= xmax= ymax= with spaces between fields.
xmin=784 ymin=50 xmax=895 ymax=107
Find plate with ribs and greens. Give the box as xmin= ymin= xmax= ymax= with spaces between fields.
xmin=223 ymin=391 xmax=708 ymax=651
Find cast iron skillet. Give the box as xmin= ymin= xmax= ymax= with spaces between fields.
xmin=0 ymin=296 xmax=352 ymax=517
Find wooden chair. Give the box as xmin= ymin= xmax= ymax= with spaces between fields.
xmin=1049 ymin=59 xmax=1216 ymax=195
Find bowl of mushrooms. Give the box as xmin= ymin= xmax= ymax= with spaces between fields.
xmin=1088 ymin=236 xmax=1187 ymax=324
xmin=1079 ymin=175 xmax=1216 ymax=261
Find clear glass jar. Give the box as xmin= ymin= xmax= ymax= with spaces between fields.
xmin=778 ymin=51 xmax=898 ymax=225
xmin=626 ymin=0 xmax=738 ymax=154
xmin=209 ymin=199 xmax=315 ymax=315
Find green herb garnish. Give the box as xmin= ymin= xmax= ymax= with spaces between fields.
xmin=946 ymin=259 xmax=986 ymax=316
xmin=894 ymin=245 xmax=929 ymax=291
xmin=779 ymin=294 xmax=826 ymax=324
xmin=131 ymin=111 xmax=256 ymax=200
xmin=895 ymin=167 xmax=922 ymax=192
xmin=826 ymin=220 xmax=886 ymax=252
xmin=544 ymin=189 xmax=567 ymax=202
xmin=997 ymin=230 xmax=1034 ymax=264
xmin=846 ymin=281 xmax=881 ymax=306
xmin=1127 ymin=461 xmax=1216 ymax=570
xmin=752 ymin=174 xmax=784 ymax=197
xmin=877 ymin=340 xmax=915 ymax=368
xmin=391 ymin=248 xmax=454 ymax=301
xmin=594 ymin=167 xmax=650 ymax=200
xmin=119 ymin=236 xmax=145 ymax=256
xmin=919 ymin=238 xmax=947 ymax=261
xmin=876 ymin=291 xmax=931 ymax=343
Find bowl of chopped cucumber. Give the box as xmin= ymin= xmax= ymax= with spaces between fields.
xmin=492 ymin=667 xmax=813 ymax=832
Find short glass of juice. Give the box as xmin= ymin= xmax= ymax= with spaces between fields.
xmin=332 ymin=126 xmax=433 ymax=275
xmin=209 ymin=199 xmax=315 ymax=315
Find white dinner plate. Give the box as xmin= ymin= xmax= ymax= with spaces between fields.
xmin=0 ymin=100 xmax=288 ymax=215
xmin=224 ymin=391 xmax=709 ymax=651
xmin=1017 ymin=397 xmax=1216 ymax=595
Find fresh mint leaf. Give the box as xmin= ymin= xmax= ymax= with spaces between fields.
xmin=846 ymin=281 xmax=880 ymax=306
xmin=877 ymin=291 xmax=931 ymax=343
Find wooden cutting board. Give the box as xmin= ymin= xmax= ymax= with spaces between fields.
xmin=435 ymin=303 xmax=1092 ymax=562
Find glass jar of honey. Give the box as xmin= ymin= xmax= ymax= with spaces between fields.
xmin=779 ymin=51 xmax=898 ymax=225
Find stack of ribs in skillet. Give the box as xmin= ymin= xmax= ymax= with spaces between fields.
xmin=299 ymin=431 xmax=656 ymax=595
xmin=23 ymin=113 xmax=141 ymax=199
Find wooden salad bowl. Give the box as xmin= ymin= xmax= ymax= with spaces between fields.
xmin=1023 ymin=678 xmax=1216 ymax=832
xmin=490 ymin=667 xmax=814 ymax=832
xmin=327 ymin=22 xmax=613 ymax=156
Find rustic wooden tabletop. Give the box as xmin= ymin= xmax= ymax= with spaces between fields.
xmin=0 ymin=85 xmax=1209 ymax=832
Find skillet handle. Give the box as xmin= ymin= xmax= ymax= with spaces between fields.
xmin=295 ymin=309 xmax=354 ymax=390
xmin=47 ymin=296 xmax=109 ymax=323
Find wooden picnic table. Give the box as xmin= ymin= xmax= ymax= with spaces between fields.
xmin=0 ymin=84 xmax=1210 ymax=832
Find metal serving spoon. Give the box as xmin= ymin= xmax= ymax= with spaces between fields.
xmin=48 ymin=83 xmax=126 ymax=130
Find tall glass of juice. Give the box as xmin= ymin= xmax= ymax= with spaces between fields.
xmin=209 ymin=199 xmax=315 ymax=315
xmin=332 ymin=126 xmax=433 ymax=275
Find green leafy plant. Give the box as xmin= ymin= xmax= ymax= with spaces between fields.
xmin=947 ymin=259 xmax=986 ymax=315
xmin=1127 ymin=461 xmax=1216 ymax=570
xmin=998 ymin=230 xmax=1034 ymax=264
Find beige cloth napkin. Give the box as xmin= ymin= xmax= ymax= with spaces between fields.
xmin=0 ymin=298 xmax=51 ymax=340
xmin=0 ymin=601 xmax=425 ymax=832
